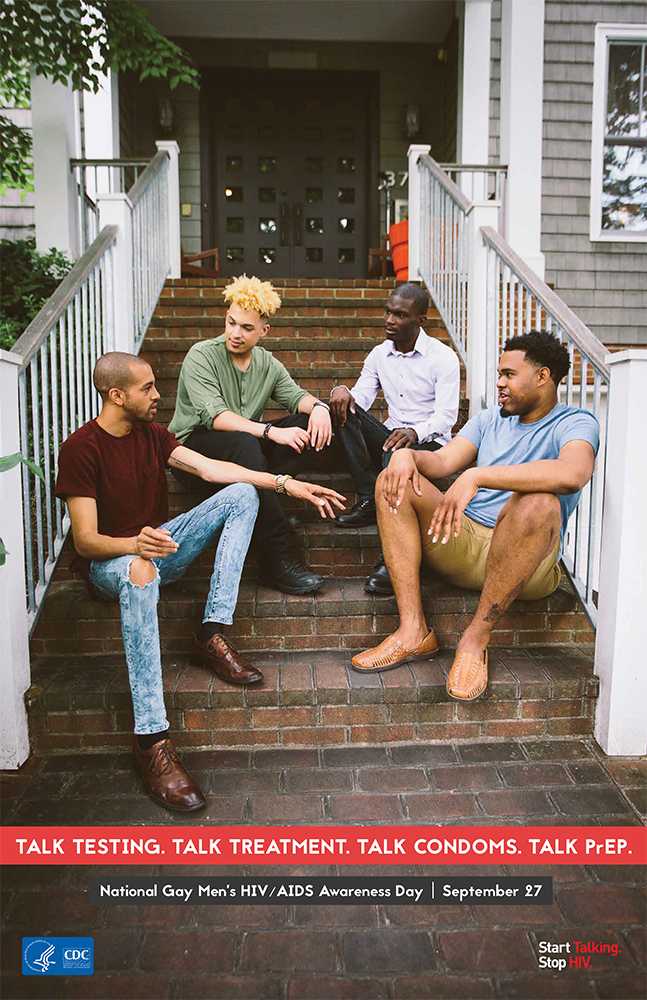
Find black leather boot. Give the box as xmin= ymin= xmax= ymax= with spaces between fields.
xmin=365 ymin=558 xmax=393 ymax=595
xmin=262 ymin=556 xmax=324 ymax=595
xmin=335 ymin=496 xmax=376 ymax=528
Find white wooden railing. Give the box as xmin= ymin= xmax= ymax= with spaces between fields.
xmin=409 ymin=147 xmax=647 ymax=757
xmin=71 ymin=158 xmax=149 ymax=253
xmin=0 ymin=141 xmax=180 ymax=769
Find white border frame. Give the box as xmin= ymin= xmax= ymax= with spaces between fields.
xmin=590 ymin=23 xmax=647 ymax=243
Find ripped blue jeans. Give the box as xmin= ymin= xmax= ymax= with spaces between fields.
xmin=89 ymin=483 xmax=259 ymax=735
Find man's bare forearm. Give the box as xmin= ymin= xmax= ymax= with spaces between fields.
xmin=473 ymin=458 xmax=587 ymax=495
xmin=212 ymin=410 xmax=266 ymax=436
xmin=73 ymin=532 xmax=138 ymax=561
xmin=413 ymin=448 xmax=460 ymax=480
xmin=169 ymin=447 xmax=278 ymax=491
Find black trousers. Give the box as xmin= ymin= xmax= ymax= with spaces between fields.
xmin=178 ymin=414 xmax=334 ymax=565
xmin=334 ymin=404 xmax=443 ymax=497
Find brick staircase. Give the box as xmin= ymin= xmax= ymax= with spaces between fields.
xmin=27 ymin=277 xmax=597 ymax=753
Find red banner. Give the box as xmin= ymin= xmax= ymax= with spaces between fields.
xmin=1 ymin=826 xmax=645 ymax=865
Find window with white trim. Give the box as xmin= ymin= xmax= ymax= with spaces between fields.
xmin=590 ymin=25 xmax=647 ymax=242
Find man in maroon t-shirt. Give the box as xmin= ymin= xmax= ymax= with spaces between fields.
xmin=56 ymin=352 xmax=344 ymax=812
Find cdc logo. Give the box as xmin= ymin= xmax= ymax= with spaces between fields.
xmin=22 ymin=937 xmax=94 ymax=976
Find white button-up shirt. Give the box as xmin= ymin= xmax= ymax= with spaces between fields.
xmin=348 ymin=329 xmax=460 ymax=445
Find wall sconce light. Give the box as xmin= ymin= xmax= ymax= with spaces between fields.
xmin=405 ymin=104 xmax=420 ymax=139
xmin=158 ymin=97 xmax=174 ymax=133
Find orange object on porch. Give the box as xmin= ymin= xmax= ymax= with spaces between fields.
xmin=389 ymin=219 xmax=408 ymax=281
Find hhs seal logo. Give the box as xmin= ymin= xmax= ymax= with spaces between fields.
xmin=22 ymin=937 xmax=94 ymax=976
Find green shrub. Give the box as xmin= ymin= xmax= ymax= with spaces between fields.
xmin=0 ymin=238 xmax=71 ymax=350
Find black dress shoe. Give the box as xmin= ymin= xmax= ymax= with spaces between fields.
xmin=365 ymin=559 xmax=393 ymax=595
xmin=262 ymin=557 xmax=324 ymax=595
xmin=335 ymin=496 xmax=376 ymax=528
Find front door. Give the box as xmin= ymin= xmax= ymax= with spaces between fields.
xmin=203 ymin=71 xmax=374 ymax=278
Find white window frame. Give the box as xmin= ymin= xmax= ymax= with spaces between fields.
xmin=590 ymin=23 xmax=647 ymax=243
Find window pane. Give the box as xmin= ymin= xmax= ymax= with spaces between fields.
xmin=259 ymin=217 xmax=278 ymax=234
xmin=259 ymin=187 xmax=276 ymax=202
xmin=337 ymin=157 xmax=356 ymax=173
xmin=337 ymin=187 xmax=355 ymax=203
xmin=607 ymin=44 xmax=642 ymax=136
xmin=338 ymin=248 xmax=355 ymax=263
xmin=224 ymin=186 xmax=243 ymax=202
xmin=602 ymin=144 xmax=647 ymax=231
xmin=306 ymin=217 xmax=324 ymax=234
xmin=226 ymin=155 xmax=243 ymax=171
xmin=306 ymin=187 xmax=323 ymax=203
xmin=305 ymin=248 xmax=323 ymax=263
xmin=226 ymin=247 xmax=244 ymax=262
xmin=259 ymin=248 xmax=276 ymax=264
xmin=338 ymin=217 xmax=355 ymax=233
xmin=259 ymin=157 xmax=277 ymax=173
xmin=226 ymin=217 xmax=244 ymax=233
xmin=305 ymin=157 xmax=323 ymax=173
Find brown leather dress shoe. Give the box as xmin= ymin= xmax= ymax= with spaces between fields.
xmin=351 ymin=629 xmax=439 ymax=673
xmin=133 ymin=738 xmax=206 ymax=812
xmin=195 ymin=633 xmax=263 ymax=685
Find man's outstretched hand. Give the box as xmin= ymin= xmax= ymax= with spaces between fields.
xmin=427 ymin=469 xmax=479 ymax=544
xmin=285 ymin=479 xmax=347 ymax=519
xmin=381 ymin=448 xmax=422 ymax=512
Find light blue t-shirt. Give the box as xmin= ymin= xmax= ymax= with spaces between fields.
xmin=458 ymin=402 xmax=600 ymax=548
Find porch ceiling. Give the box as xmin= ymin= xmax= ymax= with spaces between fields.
xmin=136 ymin=0 xmax=455 ymax=44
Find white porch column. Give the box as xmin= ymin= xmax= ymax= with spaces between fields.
xmin=31 ymin=75 xmax=81 ymax=259
xmin=457 ymin=0 xmax=492 ymax=199
xmin=83 ymin=69 xmax=120 ymax=195
xmin=407 ymin=143 xmax=431 ymax=281
xmin=499 ymin=0 xmax=545 ymax=276
xmin=155 ymin=140 xmax=182 ymax=279
xmin=97 ymin=194 xmax=135 ymax=354
xmin=466 ymin=202 xmax=500 ymax=415
xmin=0 ymin=353 xmax=31 ymax=769
xmin=594 ymin=351 xmax=647 ymax=757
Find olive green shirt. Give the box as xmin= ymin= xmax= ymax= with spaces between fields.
xmin=168 ymin=336 xmax=308 ymax=442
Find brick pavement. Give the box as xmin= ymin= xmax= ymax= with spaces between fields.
xmin=1 ymin=740 xmax=645 ymax=999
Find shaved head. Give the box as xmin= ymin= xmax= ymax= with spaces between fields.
xmin=93 ymin=353 xmax=150 ymax=400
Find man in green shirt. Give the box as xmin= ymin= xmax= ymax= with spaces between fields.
xmin=169 ymin=275 xmax=336 ymax=593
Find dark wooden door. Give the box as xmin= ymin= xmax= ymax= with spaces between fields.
xmin=204 ymin=72 xmax=372 ymax=278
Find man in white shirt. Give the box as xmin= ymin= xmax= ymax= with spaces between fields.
xmin=330 ymin=283 xmax=460 ymax=594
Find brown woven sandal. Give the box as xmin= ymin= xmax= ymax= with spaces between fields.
xmin=446 ymin=649 xmax=489 ymax=701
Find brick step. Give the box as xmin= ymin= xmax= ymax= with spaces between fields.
xmin=31 ymin=570 xmax=593 ymax=662
xmin=157 ymin=297 xmax=436 ymax=319
xmin=166 ymin=277 xmax=397 ymax=289
xmin=147 ymin=316 xmax=446 ymax=335
xmin=26 ymin=646 xmax=598 ymax=754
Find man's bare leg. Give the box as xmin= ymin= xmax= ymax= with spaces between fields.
xmin=448 ymin=493 xmax=561 ymax=693
xmin=355 ymin=473 xmax=443 ymax=660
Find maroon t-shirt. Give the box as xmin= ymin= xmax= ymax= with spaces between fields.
xmin=55 ymin=420 xmax=179 ymax=576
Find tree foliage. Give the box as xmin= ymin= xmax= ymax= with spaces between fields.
xmin=0 ymin=0 xmax=199 ymax=189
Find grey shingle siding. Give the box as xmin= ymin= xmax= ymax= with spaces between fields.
xmin=542 ymin=1 xmax=647 ymax=346
xmin=490 ymin=0 xmax=647 ymax=346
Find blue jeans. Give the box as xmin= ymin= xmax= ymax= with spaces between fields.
xmin=89 ymin=484 xmax=259 ymax=735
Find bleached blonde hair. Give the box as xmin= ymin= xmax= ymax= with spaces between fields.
xmin=223 ymin=274 xmax=282 ymax=318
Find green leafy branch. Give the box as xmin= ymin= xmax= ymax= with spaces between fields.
xmin=0 ymin=452 xmax=45 ymax=567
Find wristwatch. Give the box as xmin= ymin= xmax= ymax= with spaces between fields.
xmin=274 ymin=474 xmax=293 ymax=494
xmin=312 ymin=400 xmax=330 ymax=412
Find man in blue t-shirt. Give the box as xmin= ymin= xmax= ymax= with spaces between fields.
xmin=351 ymin=330 xmax=600 ymax=702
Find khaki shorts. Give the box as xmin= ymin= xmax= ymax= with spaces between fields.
xmin=422 ymin=514 xmax=561 ymax=600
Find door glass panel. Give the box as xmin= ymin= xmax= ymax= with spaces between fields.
xmin=259 ymin=217 xmax=278 ymax=234
xmin=259 ymin=156 xmax=277 ymax=173
xmin=226 ymin=155 xmax=243 ymax=171
xmin=258 ymin=126 xmax=273 ymax=139
xmin=226 ymin=247 xmax=244 ymax=262
xmin=304 ymin=127 xmax=323 ymax=141
xmin=337 ymin=187 xmax=355 ymax=203
xmin=337 ymin=128 xmax=355 ymax=142
xmin=338 ymin=217 xmax=355 ymax=233
xmin=306 ymin=187 xmax=323 ymax=203
xmin=224 ymin=186 xmax=243 ymax=202
xmin=226 ymin=217 xmax=244 ymax=233
xmin=338 ymin=157 xmax=356 ymax=173
xmin=259 ymin=187 xmax=276 ymax=202
xmin=259 ymin=248 xmax=276 ymax=264
xmin=305 ymin=157 xmax=323 ymax=173
xmin=306 ymin=218 xmax=324 ymax=234
xmin=306 ymin=248 xmax=323 ymax=263
xmin=338 ymin=248 xmax=355 ymax=263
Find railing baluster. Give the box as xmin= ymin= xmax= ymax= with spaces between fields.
xmin=50 ymin=326 xmax=63 ymax=539
xmin=40 ymin=342 xmax=54 ymax=564
xmin=30 ymin=360 xmax=45 ymax=589
xmin=18 ymin=372 xmax=35 ymax=615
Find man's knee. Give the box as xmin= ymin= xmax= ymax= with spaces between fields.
xmin=128 ymin=557 xmax=158 ymax=588
xmin=505 ymin=492 xmax=561 ymax=528
xmin=223 ymin=482 xmax=260 ymax=515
